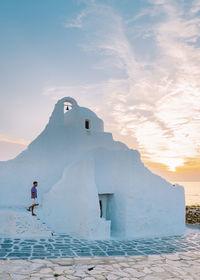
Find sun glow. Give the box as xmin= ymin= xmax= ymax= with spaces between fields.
xmin=142 ymin=155 xmax=185 ymax=173
xmin=157 ymin=158 xmax=185 ymax=172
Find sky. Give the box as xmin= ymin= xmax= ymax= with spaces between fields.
xmin=0 ymin=0 xmax=200 ymax=182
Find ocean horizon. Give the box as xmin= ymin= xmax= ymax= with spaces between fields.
xmin=174 ymin=181 xmax=200 ymax=206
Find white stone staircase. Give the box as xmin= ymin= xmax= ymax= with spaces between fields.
xmin=0 ymin=208 xmax=53 ymax=238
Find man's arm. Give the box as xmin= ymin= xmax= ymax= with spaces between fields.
xmin=31 ymin=192 xmax=35 ymax=199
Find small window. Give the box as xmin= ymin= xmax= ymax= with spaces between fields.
xmin=85 ymin=120 xmax=90 ymax=129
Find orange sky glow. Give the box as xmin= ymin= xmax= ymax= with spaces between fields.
xmin=1 ymin=0 xmax=200 ymax=183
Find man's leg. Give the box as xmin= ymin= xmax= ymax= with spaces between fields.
xmin=31 ymin=204 xmax=39 ymax=215
xmin=27 ymin=205 xmax=33 ymax=211
xmin=32 ymin=205 xmax=35 ymax=215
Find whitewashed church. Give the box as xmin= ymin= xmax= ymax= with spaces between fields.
xmin=0 ymin=97 xmax=185 ymax=239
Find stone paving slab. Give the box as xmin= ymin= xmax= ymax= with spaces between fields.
xmin=1 ymin=227 xmax=200 ymax=260
xmin=0 ymin=251 xmax=200 ymax=279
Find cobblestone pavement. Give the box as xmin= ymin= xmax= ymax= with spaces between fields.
xmin=0 ymin=251 xmax=200 ymax=279
xmin=0 ymin=226 xmax=200 ymax=260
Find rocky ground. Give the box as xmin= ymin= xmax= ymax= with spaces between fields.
xmin=186 ymin=206 xmax=200 ymax=224
xmin=1 ymin=251 xmax=200 ymax=280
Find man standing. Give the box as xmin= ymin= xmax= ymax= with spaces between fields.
xmin=27 ymin=181 xmax=39 ymax=216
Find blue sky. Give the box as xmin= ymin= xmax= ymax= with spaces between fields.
xmin=1 ymin=0 xmax=200 ymax=181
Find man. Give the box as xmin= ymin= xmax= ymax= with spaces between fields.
xmin=27 ymin=181 xmax=39 ymax=216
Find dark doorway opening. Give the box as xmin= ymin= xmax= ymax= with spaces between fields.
xmin=99 ymin=200 xmax=103 ymax=218
xmin=98 ymin=193 xmax=113 ymax=220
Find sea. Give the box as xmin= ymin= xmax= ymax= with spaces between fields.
xmin=174 ymin=182 xmax=200 ymax=206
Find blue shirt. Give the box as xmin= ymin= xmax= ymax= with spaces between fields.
xmin=31 ymin=186 xmax=37 ymax=198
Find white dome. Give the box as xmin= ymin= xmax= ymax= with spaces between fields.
xmin=63 ymin=100 xmax=104 ymax=133
xmin=78 ymin=107 xmax=99 ymax=119
xmin=48 ymin=97 xmax=104 ymax=133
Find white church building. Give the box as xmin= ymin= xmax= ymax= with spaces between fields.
xmin=0 ymin=97 xmax=185 ymax=239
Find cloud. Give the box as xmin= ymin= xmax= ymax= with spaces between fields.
xmin=0 ymin=134 xmax=30 ymax=146
xmin=64 ymin=10 xmax=88 ymax=28
xmin=0 ymin=134 xmax=30 ymax=161
xmin=45 ymin=0 xmax=200 ymax=174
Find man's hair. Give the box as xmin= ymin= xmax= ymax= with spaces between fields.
xmin=33 ymin=181 xmax=38 ymax=185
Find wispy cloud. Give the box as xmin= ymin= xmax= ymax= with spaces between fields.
xmin=64 ymin=10 xmax=87 ymax=28
xmin=0 ymin=134 xmax=30 ymax=146
xmin=45 ymin=0 xmax=200 ymax=173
